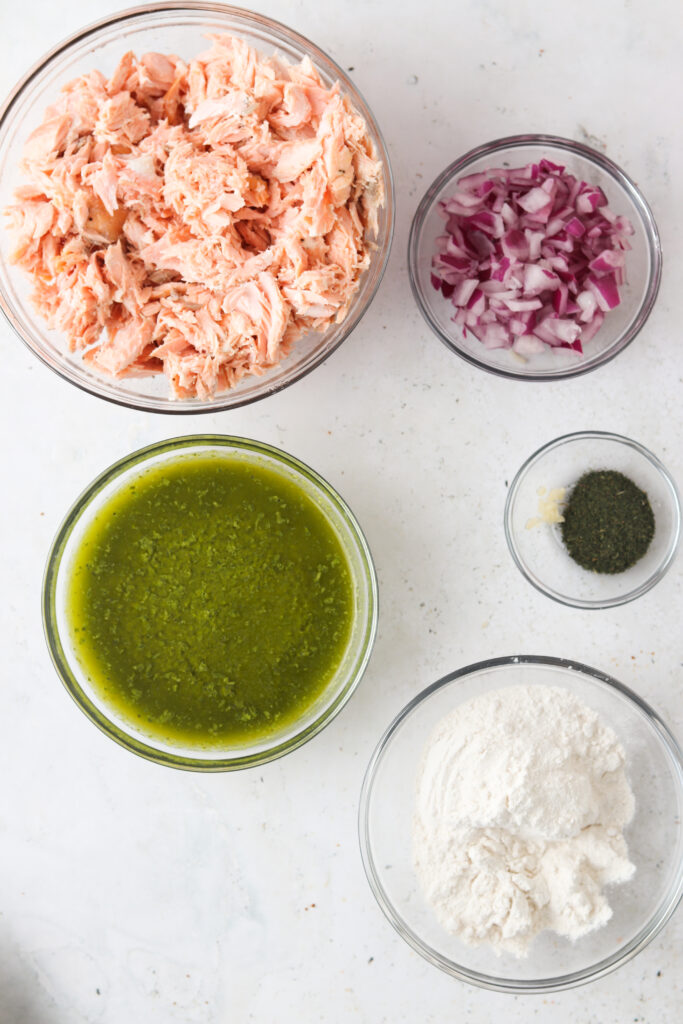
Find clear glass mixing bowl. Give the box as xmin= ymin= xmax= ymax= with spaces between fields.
xmin=504 ymin=431 xmax=680 ymax=608
xmin=408 ymin=134 xmax=661 ymax=381
xmin=359 ymin=656 xmax=683 ymax=992
xmin=0 ymin=3 xmax=394 ymax=412
xmin=44 ymin=435 xmax=378 ymax=769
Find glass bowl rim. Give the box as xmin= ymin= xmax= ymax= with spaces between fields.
xmin=358 ymin=653 xmax=683 ymax=993
xmin=0 ymin=1 xmax=395 ymax=414
xmin=407 ymin=132 xmax=662 ymax=382
xmin=503 ymin=429 xmax=681 ymax=609
xmin=42 ymin=433 xmax=379 ymax=771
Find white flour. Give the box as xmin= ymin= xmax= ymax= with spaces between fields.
xmin=413 ymin=685 xmax=636 ymax=957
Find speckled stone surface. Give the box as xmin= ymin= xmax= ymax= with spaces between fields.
xmin=1 ymin=1 xmax=681 ymax=1021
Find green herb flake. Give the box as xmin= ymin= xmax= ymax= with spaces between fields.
xmin=560 ymin=469 xmax=655 ymax=574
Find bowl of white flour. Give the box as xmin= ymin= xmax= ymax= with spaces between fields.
xmin=358 ymin=655 xmax=683 ymax=992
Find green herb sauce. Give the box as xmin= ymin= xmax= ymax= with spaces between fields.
xmin=66 ymin=454 xmax=355 ymax=748
xmin=560 ymin=469 xmax=655 ymax=574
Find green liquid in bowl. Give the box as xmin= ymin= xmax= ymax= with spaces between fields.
xmin=65 ymin=454 xmax=354 ymax=748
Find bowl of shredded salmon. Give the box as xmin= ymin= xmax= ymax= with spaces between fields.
xmin=408 ymin=135 xmax=660 ymax=381
xmin=0 ymin=4 xmax=393 ymax=410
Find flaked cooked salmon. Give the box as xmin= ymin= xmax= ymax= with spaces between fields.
xmin=5 ymin=36 xmax=384 ymax=398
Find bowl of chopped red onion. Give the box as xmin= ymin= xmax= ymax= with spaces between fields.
xmin=408 ymin=135 xmax=661 ymax=380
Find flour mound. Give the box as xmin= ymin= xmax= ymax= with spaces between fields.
xmin=413 ymin=684 xmax=635 ymax=957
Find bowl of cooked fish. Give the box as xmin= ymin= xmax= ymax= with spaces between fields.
xmin=0 ymin=3 xmax=393 ymax=411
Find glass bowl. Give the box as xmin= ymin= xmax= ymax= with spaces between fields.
xmin=43 ymin=435 xmax=378 ymax=770
xmin=358 ymin=655 xmax=683 ymax=993
xmin=504 ymin=431 xmax=680 ymax=608
xmin=408 ymin=134 xmax=661 ymax=381
xmin=0 ymin=3 xmax=394 ymax=413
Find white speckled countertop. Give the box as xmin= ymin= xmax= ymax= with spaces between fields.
xmin=1 ymin=1 xmax=681 ymax=1020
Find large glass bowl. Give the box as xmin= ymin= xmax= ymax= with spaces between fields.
xmin=43 ymin=436 xmax=378 ymax=770
xmin=0 ymin=3 xmax=394 ymax=413
xmin=504 ymin=431 xmax=681 ymax=608
xmin=358 ymin=656 xmax=683 ymax=993
xmin=408 ymin=134 xmax=661 ymax=380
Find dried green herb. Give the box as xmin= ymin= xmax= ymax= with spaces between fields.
xmin=560 ymin=469 xmax=655 ymax=574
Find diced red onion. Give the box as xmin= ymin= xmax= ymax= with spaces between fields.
xmin=565 ymin=216 xmax=586 ymax=238
xmin=578 ymin=309 xmax=605 ymax=344
xmin=588 ymin=249 xmax=625 ymax=274
xmin=518 ymin=186 xmax=552 ymax=214
xmin=452 ymin=278 xmax=479 ymax=306
xmin=587 ymin=272 xmax=620 ymax=311
xmin=431 ymin=158 xmax=633 ymax=358
xmin=513 ymin=333 xmax=549 ymax=356
xmin=505 ymin=297 xmax=544 ymax=313
xmin=576 ymin=289 xmax=598 ymax=322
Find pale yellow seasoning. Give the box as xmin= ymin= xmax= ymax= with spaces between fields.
xmin=525 ymin=486 xmax=567 ymax=530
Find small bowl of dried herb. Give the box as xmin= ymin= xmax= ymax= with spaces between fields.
xmin=504 ymin=431 xmax=681 ymax=608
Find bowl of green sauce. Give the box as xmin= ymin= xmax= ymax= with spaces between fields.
xmin=43 ymin=436 xmax=378 ymax=769
xmin=504 ymin=431 xmax=681 ymax=608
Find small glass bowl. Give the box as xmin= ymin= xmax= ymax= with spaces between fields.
xmin=504 ymin=431 xmax=680 ymax=608
xmin=0 ymin=4 xmax=394 ymax=413
xmin=43 ymin=436 xmax=378 ymax=770
xmin=358 ymin=655 xmax=683 ymax=993
xmin=408 ymin=134 xmax=661 ymax=380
